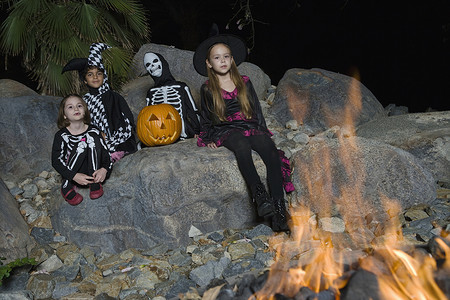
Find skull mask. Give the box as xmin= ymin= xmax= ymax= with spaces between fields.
xmin=144 ymin=53 xmax=162 ymax=77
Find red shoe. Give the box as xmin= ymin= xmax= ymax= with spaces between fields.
xmin=61 ymin=187 xmax=83 ymax=206
xmin=89 ymin=183 xmax=104 ymax=199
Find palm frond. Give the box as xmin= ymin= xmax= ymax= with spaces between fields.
xmin=0 ymin=14 xmax=28 ymax=55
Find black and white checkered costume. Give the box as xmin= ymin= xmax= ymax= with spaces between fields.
xmin=51 ymin=125 xmax=112 ymax=189
xmin=82 ymin=43 xmax=136 ymax=154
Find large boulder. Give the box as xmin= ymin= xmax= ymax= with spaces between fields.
xmin=356 ymin=111 xmax=450 ymax=183
xmin=125 ymin=43 xmax=271 ymax=120
xmin=270 ymin=68 xmax=386 ymax=134
xmin=0 ymin=179 xmax=36 ymax=263
xmin=290 ymin=136 xmax=437 ymax=222
xmin=49 ymin=139 xmax=264 ymax=254
xmin=0 ymin=79 xmax=38 ymax=98
xmin=0 ymin=95 xmax=59 ymax=182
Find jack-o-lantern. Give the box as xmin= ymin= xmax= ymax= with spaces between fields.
xmin=137 ymin=104 xmax=182 ymax=146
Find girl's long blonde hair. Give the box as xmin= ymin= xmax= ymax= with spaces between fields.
xmin=206 ymin=43 xmax=252 ymax=121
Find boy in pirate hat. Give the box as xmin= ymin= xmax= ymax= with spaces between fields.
xmin=62 ymin=43 xmax=137 ymax=162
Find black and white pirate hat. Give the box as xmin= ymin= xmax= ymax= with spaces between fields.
xmin=62 ymin=43 xmax=111 ymax=80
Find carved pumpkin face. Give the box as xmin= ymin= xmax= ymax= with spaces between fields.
xmin=137 ymin=104 xmax=182 ymax=146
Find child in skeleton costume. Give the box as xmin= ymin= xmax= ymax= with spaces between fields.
xmin=144 ymin=52 xmax=200 ymax=139
xmin=193 ymin=33 xmax=294 ymax=232
xmin=52 ymin=94 xmax=112 ymax=206
xmin=62 ymin=43 xmax=137 ymax=162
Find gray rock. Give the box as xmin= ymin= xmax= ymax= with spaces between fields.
xmin=207 ymin=231 xmax=225 ymax=243
xmin=167 ymin=250 xmax=192 ymax=267
xmin=189 ymin=257 xmax=230 ymax=287
xmin=36 ymin=254 xmax=63 ymax=273
xmin=290 ymin=137 xmax=436 ymax=219
xmin=245 ymin=224 xmax=274 ymax=239
xmin=222 ymin=259 xmax=264 ymax=278
xmin=319 ymin=217 xmax=346 ymax=233
xmin=0 ymin=79 xmax=37 ymax=98
xmin=30 ymin=227 xmax=55 ymax=245
xmin=0 ymin=290 xmax=34 ymax=300
xmin=270 ymin=68 xmax=385 ymax=134
xmin=356 ymin=111 xmax=450 ymax=182
xmin=0 ymin=95 xmax=59 ymax=182
xmin=52 ymin=281 xmax=79 ymax=299
xmin=49 ymin=139 xmax=262 ymax=253
xmin=26 ymin=274 xmax=55 ymax=299
xmin=165 ymin=276 xmax=196 ymax=299
xmin=0 ymin=179 xmax=36 ymax=263
xmin=0 ymin=272 xmax=30 ymax=292
xmin=22 ymin=183 xmax=38 ymax=199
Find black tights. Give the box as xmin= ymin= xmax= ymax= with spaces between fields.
xmin=222 ymin=132 xmax=284 ymax=199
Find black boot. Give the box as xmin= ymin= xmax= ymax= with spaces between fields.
xmin=271 ymin=197 xmax=290 ymax=232
xmin=251 ymin=183 xmax=274 ymax=218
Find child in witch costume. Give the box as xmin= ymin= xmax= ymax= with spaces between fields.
xmin=62 ymin=43 xmax=137 ymax=162
xmin=143 ymin=52 xmax=200 ymax=139
xmin=193 ymin=34 xmax=294 ymax=231
xmin=52 ymin=94 xmax=112 ymax=205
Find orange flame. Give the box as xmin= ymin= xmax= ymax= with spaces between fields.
xmin=254 ymin=68 xmax=448 ymax=300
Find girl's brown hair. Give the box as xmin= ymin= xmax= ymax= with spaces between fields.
xmin=206 ymin=43 xmax=252 ymax=121
xmin=57 ymin=94 xmax=91 ymax=129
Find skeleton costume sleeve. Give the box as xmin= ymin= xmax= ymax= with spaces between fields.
xmin=52 ymin=125 xmax=112 ymax=181
xmin=144 ymin=52 xmax=200 ymax=139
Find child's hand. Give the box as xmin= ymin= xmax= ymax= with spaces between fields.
xmin=73 ymin=173 xmax=94 ymax=186
xmin=207 ymin=142 xmax=217 ymax=149
xmin=93 ymin=168 xmax=107 ymax=183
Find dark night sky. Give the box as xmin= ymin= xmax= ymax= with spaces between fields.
xmin=148 ymin=0 xmax=450 ymax=113
xmin=1 ymin=0 xmax=449 ymax=113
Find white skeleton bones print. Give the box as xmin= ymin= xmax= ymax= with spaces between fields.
xmin=146 ymin=85 xmax=198 ymax=139
xmin=61 ymin=132 xmax=99 ymax=173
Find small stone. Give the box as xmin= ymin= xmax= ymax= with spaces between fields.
xmin=26 ymin=274 xmax=55 ymax=299
xmin=142 ymin=243 xmax=169 ymax=256
xmin=292 ymin=132 xmax=310 ymax=145
xmin=53 ymin=235 xmax=67 ymax=243
xmin=266 ymin=92 xmax=275 ymax=105
xmin=188 ymin=225 xmax=203 ymax=238
xmin=102 ymin=269 xmax=113 ymax=277
xmin=246 ymin=224 xmax=273 ymax=239
xmin=227 ymin=241 xmax=255 ymax=260
xmin=22 ymin=183 xmax=38 ymax=199
xmin=318 ymin=217 xmax=345 ymax=233
xmin=186 ymin=245 xmax=198 ymax=254
xmin=52 ymin=281 xmax=79 ymax=299
xmin=36 ymin=254 xmax=63 ymax=273
xmin=404 ymin=209 xmax=429 ymax=221
xmin=285 ymin=119 xmax=299 ymax=130
xmin=8 ymin=186 xmax=23 ymax=197
xmin=29 ymin=216 xmax=52 ymax=229
xmin=39 ymin=170 xmax=50 ymax=179
xmin=207 ymin=231 xmax=224 ymax=242
xmin=30 ymin=227 xmax=55 ymax=245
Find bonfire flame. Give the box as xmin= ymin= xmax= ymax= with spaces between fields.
xmin=254 ymin=69 xmax=449 ymax=300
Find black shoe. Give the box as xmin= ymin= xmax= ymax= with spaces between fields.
xmin=251 ymin=183 xmax=274 ymax=218
xmin=271 ymin=197 xmax=290 ymax=232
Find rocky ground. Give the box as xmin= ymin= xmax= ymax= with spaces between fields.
xmin=0 ymin=169 xmax=449 ymax=300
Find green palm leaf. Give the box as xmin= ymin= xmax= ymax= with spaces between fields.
xmin=0 ymin=0 xmax=150 ymax=96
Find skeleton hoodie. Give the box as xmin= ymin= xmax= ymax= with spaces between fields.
xmin=144 ymin=52 xmax=200 ymax=139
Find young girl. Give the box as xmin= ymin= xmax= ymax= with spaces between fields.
xmin=52 ymin=94 xmax=112 ymax=205
xmin=62 ymin=43 xmax=137 ymax=162
xmin=193 ymin=34 xmax=293 ymax=232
